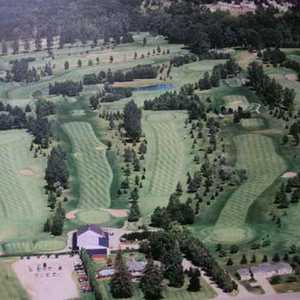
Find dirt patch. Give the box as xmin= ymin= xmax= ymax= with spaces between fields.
xmin=282 ymin=172 xmax=297 ymax=179
xmin=112 ymin=79 xmax=159 ymax=88
xmin=13 ymin=255 xmax=80 ymax=300
xmin=285 ymin=74 xmax=298 ymax=81
xmin=19 ymin=169 xmax=35 ymax=177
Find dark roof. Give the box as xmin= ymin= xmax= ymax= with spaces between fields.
xmin=77 ymin=224 xmax=106 ymax=236
xmin=87 ymin=248 xmax=108 ymax=256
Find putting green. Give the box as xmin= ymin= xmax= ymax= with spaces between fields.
xmin=76 ymin=210 xmax=111 ymax=224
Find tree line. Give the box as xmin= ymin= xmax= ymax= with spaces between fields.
xmin=49 ymin=81 xmax=83 ymax=97
xmin=247 ymin=61 xmax=295 ymax=112
xmin=144 ymin=90 xmax=206 ymax=121
xmin=144 ymin=3 xmax=300 ymax=54
xmin=83 ymin=64 xmax=158 ymax=86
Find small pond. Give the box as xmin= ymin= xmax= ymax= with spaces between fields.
xmin=132 ymin=83 xmax=175 ymax=92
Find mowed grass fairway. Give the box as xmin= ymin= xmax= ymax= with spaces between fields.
xmin=0 ymin=130 xmax=48 ymax=241
xmin=211 ymin=134 xmax=286 ymax=244
xmin=0 ymin=259 xmax=28 ymax=300
xmin=63 ymin=122 xmax=113 ymax=211
xmin=141 ymin=111 xmax=186 ymax=215
xmin=241 ymin=118 xmax=265 ymax=130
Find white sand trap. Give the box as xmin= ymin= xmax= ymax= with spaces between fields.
xmin=285 ymin=74 xmax=298 ymax=81
xmin=71 ymin=109 xmax=85 ymax=116
xmin=282 ymin=172 xmax=297 ymax=179
xmin=96 ymin=145 xmax=106 ymax=151
xmin=104 ymin=209 xmax=128 ymax=218
xmin=65 ymin=209 xmax=80 ymax=220
xmin=13 ymin=255 xmax=80 ymax=300
xmin=19 ymin=169 xmax=35 ymax=177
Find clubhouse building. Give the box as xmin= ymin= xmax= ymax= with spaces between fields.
xmin=73 ymin=224 xmax=110 ymax=257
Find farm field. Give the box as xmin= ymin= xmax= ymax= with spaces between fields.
xmin=63 ymin=122 xmax=113 ymax=216
xmin=210 ymin=134 xmax=286 ymax=244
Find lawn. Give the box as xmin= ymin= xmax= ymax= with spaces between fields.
xmin=0 ymin=259 xmax=28 ymax=300
xmin=210 ymin=134 xmax=286 ymax=244
xmin=140 ymin=111 xmax=189 ymax=215
xmin=63 ymin=122 xmax=113 ymax=211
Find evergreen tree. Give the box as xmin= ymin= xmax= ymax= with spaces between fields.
xmin=128 ymin=200 xmax=141 ymax=222
xmin=123 ymin=100 xmax=142 ymax=140
xmin=64 ymin=61 xmax=69 ymax=71
xmin=187 ymin=270 xmax=201 ymax=292
xmin=35 ymin=36 xmax=42 ymax=51
xmin=240 ymin=254 xmax=248 ymax=265
xmin=110 ymin=251 xmax=133 ymax=298
xmin=140 ymin=259 xmax=163 ymax=300
xmin=163 ymin=242 xmax=184 ymax=287
xmin=1 ymin=40 xmax=8 ymax=56
xmin=12 ymin=39 xmax=19 ymax=54
xmin=24 ymin=39 xmax=31 ymax=52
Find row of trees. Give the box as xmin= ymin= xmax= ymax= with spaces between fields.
xmin=0 ymin=104 xmax=27 ymax=130
xmin=137 ymin=224 xmax=237 ymax=293
xmin=247 ymin=61 xmax=295 ymax=112
xmin=199 ymin=58 xmax=240 ymax=90
xmin=83 ymin=64 xmax=158 ymax=86
xmin=5 ymin=58 xmax=52 ymax=83
xmin=151 ymin=193 xmax=195 ymax=228
xmin=49 ymin=81 xmax=83 ymax=97
xmin=146 ymin=3 xmax=300 ymax=54
xmin=80 ymin=249 xmax=103 ymax=300
xmin=144 ymin=90 xmax=206 ymax=121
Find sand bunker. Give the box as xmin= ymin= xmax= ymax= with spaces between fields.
xmin=285 ymin=74 xmax=298 ymax=81
xmin=104 ymin=209 xmax=128 ymax=218
xmin=282 ymin=172 xmax=297 ymax=179
xmin=19 ymin=169 xmax=35 ymax=177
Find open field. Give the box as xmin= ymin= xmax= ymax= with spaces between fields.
xmin=0 ymin=130 xmax=49 ymax=242
xmin=210 ymin=134 xmax=286 ymax=244
xmin=0 ymin=259 xmax=28 ymax=300
xmin=140 ymin=111 xmax=188 ymax=215
xmin=63 ymin=122 xmax=113 ymax=211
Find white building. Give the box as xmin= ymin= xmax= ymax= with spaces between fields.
xmin=73 ymin=224 xmax=110 ymax=257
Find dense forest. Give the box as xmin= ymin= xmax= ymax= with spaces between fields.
xmin=0 ymin=0 xmax=143 ymax=42
xmin=144 ymin=2 xmax=300 ymax=53
xmin=1 ymin=0 xmax=299 ymax=55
